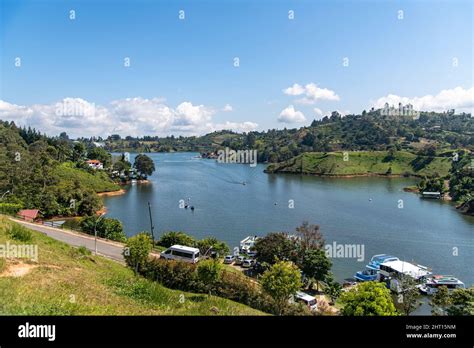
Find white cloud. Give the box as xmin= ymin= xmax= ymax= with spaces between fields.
xmin=283 ymin=82 xmax=340 ymax=104
xmin=0 ymin=97 xmax=257 ymax=137
xmin=313 ymin=108 xmax=323 ymax=116
xmin=372 ymin=86 xmax=474 ymax=114
xmin=222 ymin=104 xmax=233 ymax=112
xmin=283 ymin=83 xmax=305 ymax=96
xmin=278 ymin=105 xmax=306 ymax=123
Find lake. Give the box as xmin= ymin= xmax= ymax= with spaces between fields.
xmin=103 ymin=152 xmax=474 ymax=296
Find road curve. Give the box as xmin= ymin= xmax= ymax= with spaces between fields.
xmin=10 ymin=218 xmax=127 ymax=263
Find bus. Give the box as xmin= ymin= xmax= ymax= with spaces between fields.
xmin=160 ymin=245 xmax=200 ymax=264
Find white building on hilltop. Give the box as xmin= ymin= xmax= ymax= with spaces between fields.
xmin=379 ymin=102 xmax=419 ymax=119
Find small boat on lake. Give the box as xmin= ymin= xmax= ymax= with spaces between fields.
xmin=354 ymin=254 xmax=399 ymax=282
xmin=418 ymin=275 xmax=465 ymax=295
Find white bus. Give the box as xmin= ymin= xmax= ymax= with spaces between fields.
xmin=160 ymin=245 xmax=200 ymax=264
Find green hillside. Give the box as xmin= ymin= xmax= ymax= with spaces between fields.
xmin=54 ymin=162 xmax=120 ymax=193
xmin=265 ymin=151 xmax=452 ymax=177
xmin=0 ymin=217 xmax=263 ymax=315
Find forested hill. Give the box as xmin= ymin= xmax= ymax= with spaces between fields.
xmin=0 ymin=121 xmax=119 ymax=218
xmin=102 ymin=111 xmax=473 ymax=163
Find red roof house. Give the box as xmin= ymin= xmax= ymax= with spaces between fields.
xmin=17 ymin=209 xmax=40 ymax=222
xmin=86 ymin=159 xmax=104 ymax=170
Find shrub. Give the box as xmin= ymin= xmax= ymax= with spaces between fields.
xmin=340 ymin=281 xmax=398 ymax=316
xmin=217 ymin=270 xmax=266 ymax=308
xmin=8 ymin=224 xmax=32 ymax=242
xmin=196 ymin=237 xmax=230 ymax=257
xmin=0 ymin=203 xmax=23 ymax=215
xmin=141 ymin=258 xmax=201 ymax=292
xmin=261 ymin=261 xmax=303 ymax=315
xmin=157 ymin=231 xmax=196 ymax=248
xmin=197 ymin=259 xmax=223 ymax=293
xmin=140 ymin=258 xmax=302 ymax=315
xmin=124 ymin=233 xmax=153 ymax=274
xmin=70 ymin=245 xmax=92 ymax=260
xmin=80 ymin=216 xmax=127 ymax=242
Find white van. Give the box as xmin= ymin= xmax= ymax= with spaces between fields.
xmin=160 ymin=245 xmax=200 ymax=264
xmin=295 ymin=291 xmax=318 ymax=312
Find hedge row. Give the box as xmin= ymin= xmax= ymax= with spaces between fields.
xmin=140 ymin=258 xmax=308 ymax=315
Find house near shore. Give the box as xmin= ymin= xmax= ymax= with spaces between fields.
xmin=86 ymin=159 xmax=104 ymax=170
xmin=17 ymin=209 xmax=40 ymax=222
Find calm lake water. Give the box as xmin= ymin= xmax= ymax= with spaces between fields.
xmin=104 ymin=152 xmax=474 ymax=307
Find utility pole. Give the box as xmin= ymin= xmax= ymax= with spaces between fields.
xmin=148 ymin=202 xmax=155 ymax=246
xmin=94 ymin=213 xmax=106 ymax=255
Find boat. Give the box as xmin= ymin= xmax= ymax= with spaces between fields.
xmin=354 ymin=268 xmax=378 ymax=282
xmin=378 ymin=259 xmax=432 ymax=293
xmin=240 ymin=236 xmax=258 ymax=254
xmin=354 ymin=254 xmax=399 ymax=282
xmin=418 ymin=275 xmax=465 ymax=295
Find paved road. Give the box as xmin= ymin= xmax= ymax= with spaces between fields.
xmin=11 ymin=218 xmax=127 ymax=263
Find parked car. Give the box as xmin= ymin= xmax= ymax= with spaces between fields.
xmin=223 ymin=255 xmax=235 ymax=264
xmin=242 ymin=259 xmax=254 ymax=268
xmin=247 ymin=250 xmax=257 ymax=258
xmin=234 ymin=256 xmax=245 ymax=266
xmin=294 ymin=291 xmax=318 ymax=312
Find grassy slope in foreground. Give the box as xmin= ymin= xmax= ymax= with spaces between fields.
xmin=0 ymin=217 xmax=263 ymax=315
xmin=265 ymin=151 xmax=452 ymax=177
xmin=53 ymin=162 xmax=120 ymax=193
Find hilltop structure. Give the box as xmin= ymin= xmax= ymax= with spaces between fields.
xmin=377 ymin=102 xmax=420 ymax=119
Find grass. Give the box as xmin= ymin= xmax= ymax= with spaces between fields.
xmin=0 ymin=217 xmax=264 ymax=315
xmin=53 ymin=162 xmax=120 ymax=193
xmin=266 ymin=151 xmax=452 ymax=177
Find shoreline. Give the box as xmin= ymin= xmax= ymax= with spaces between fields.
xmin=264 ymin=170 xmax=416 ymax=179
xmin=97 ymin=189 xmax=127 ymax=197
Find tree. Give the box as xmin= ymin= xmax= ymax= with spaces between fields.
xmin=430 ymin=286 xmax=451 ymax=316
xmin=396 ymin=275 xmax=422 ymax=315
xmin=340 ymin=282 xmax=398 ymax=316
xmin=324 ymin=274 xmax=342 ymax=305
xmin=72 ymin=142 xmax=86 ymax=162
xmin=446 ymin=288 xmax=474 ymax=316
xmin=261 ymin=261 xmax=302 ymax=315
xmin=295 ymin=221 xmax=325 ymax=252
xmin=80 ymin=216 xmax=127 ymax=242
xmin=246 ymin=133 xmax=256 ymax=148
xmin=197 ymin=259 xmax=223 ymax=294
xmin=99 ymin=218 xmax=126 ymax=242
xmin=88 ymin=147 xmax=112 ymax=168
xmin=302 ymin=132 xmax=316 ymax=147
xmin=253 ymin=232 xmax=296 ymax=265
xmin=385 ymin=148 xmax=396 ymax=162
xmin=196 ymin=236 xmax=229 ymax=257
xmin=157 ymin=231 xmax=196 ymax=248
xmin=300 ymin=249 xmax=332 ymax=291
xmin=77 ymin=189 xmax=102 ymax=216
xmin=113 ymin=156 xmax=131 ymax=174
xmin=123 ymin=232 xmax=152 ymax=274
xmin=133 ymin=154 xmax=155 ymax=178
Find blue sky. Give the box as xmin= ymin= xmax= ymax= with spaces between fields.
xmin=0 ymin=0 xmax=473 ymax=137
